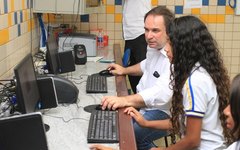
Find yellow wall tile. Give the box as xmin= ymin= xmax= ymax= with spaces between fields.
xmin=22 ymin=0 xmax=25 ymax=9
xmin=43 ymin=14 xmax=48 ymax=22
xmin=114 ymin=13 xmax=122 ymax=23
xmin=27 ymin=20 xmax=31 ymax=32
xmin=151 ymin=0 xmax=158 ymax=6
xmin=49 ymin=14 xmax=56 ymax=22
xmin=191 ymin=8 xmax=200 ymax=15
xmin=106 ymin=5 xmax=115 ymax=14
xmin=225 ymin=6 xmax=234 ymax=15
xmin=23 ymin=9 xmax=27 ymax=21
xmin=102 ymin=0 xmax=107 ymax=5
xmin=200 ymin=15 xmax=209 ymax=23
xmin=10 ymin=0 xmax=15 ymax=12
xmin=0 ymin=29 xmax=9 ymax=45
xmin=217 ymin=15 xmax=225 ymax=23
xmin=43 ymin=14 xmax=56 ymax=23
xmin=8 ymin=14 xmax=12 ymax=27
xmin=208 ymin=14 xmax=217 ymax=23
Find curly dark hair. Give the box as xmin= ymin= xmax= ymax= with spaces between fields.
xmin=166 ymin=16 xmax=232 ymax=143
xmin=230 ymin=74 xmax=240 ymax=141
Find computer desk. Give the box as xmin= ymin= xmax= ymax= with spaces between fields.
xmin=42 ymin=44 xmax=137 ymax=150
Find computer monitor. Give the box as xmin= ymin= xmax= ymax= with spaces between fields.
xmin=46 ymin=34 xmax=60 ymax=74
xmin=0 ymin=112 xmax=48 ymax=150
xmin=14 ymin=54 xmax=41 ymax=114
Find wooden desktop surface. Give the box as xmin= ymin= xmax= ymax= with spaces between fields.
xmin=113 ymin=44 xmax=137 ymax=150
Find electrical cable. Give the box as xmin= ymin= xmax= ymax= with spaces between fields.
xmin=43 ymin=114 xmax=89 ymax=123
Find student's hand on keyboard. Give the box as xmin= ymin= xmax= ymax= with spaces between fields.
xmin=124 ymin=107 xmax=147 ymax=127
xmin=101 ymin=96 xmax=127 ymax=110
xmin=90 ymin=144 xmax=114 ymax=150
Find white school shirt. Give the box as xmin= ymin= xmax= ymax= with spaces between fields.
xmin=136 ymin=46 xmax=172 ymax=115
xmin=225 ymin=141 xmax=240 ymax=150
xmin=182 ymin=63 xmax=226 ymax=150
xmin=122 ymin=0 xmax=151 ymax=40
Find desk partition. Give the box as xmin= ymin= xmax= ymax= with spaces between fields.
xmin=113 ymin=44 xmax=137 ymax=150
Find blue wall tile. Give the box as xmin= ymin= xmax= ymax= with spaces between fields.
xmin=203 ymin=0 xmax=209 ymax=6
xmin=18 ymin=24 xmax=21 ymax=36
xmin=218 ymin=0 xmax=226 ymax=6
xmin=14 ymin=12 xmax=18 ymax=24
xmin=175 ymin=6 xmax=183 ymax=14
xmin=115 ymin=0 xmax=122 ymax=5
xmin=80 ymin=14 xmax=89 ymax=22
xmin=20 ymin=11 xmax=23 ymax=23
xmin=4 ymin=0 xmax=8 ymax=13
xmin=27 ymin=0 xmax=30 ymax=9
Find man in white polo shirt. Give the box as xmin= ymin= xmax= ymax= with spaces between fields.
xmin=101 ymin=6 xmax=175 ymax=150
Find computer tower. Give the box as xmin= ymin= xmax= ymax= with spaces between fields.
xmin=58 ymin=51 xmax=75 ymax=73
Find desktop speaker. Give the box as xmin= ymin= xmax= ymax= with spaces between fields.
xmin=37 ymin=74 xmax=79 ymax=104
xmin=58 ymin=51 xmax=75 ymax=73
xmin=37 ymin=76 xmax=58 ymax=109
xmin=74 ymin=44 xmax=87 ymax=65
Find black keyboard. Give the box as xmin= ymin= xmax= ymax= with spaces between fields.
xmin=87 ymin=110 xmax=119 ymax=143
xmin=86 ymin=75 xmax=108 ymax=93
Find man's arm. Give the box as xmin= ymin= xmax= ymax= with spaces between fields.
xmin=101 ymin=93 xmax=146 ymax=110
xmin=108 ymin=63 xmax=143 ymax=76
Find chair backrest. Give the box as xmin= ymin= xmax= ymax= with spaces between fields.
xmin=122 ymin=48 xmax=131 ymax=67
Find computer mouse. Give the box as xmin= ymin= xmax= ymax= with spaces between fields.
xmin=99 ymin=69 xmax=114 ymax=77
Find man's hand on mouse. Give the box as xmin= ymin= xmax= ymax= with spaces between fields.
xmin=101 ymin=96 xmax=127 ymax=110
xmin=107 ymin=64 xmax=126 ymax=76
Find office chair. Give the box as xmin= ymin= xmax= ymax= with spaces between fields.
xmin=164 ymin=132 xmax=176 ymax=147
xmin=122 ymin=48 xmax=131 ymax=94
xmin=122 ymin=48 xmax=131 ymax=67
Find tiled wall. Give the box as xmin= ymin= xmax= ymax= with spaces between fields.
xmin=0 ymin=0 xmax=39 ymax=79
xmin=0 ymin=0 xmax=240 ymax=79
xmin=43 ymin=0 xmax=240 ymax=79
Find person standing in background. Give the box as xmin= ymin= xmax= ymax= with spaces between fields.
xmin=122 ymin=0 xmax=151 ymax=93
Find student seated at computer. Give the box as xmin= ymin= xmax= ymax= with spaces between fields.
xmin=223 ymin=73 xmax=240 ymax=150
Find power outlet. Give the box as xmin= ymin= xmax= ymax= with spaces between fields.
xmin=236 ymin=0 xmax=240 ymax=15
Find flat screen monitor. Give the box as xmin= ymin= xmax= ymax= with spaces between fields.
xmin=0 ymin=112 xmax=48 ymax=150
xmin=14 ymin=54 xmax=41 ymax=114
xmin=46 ymin=34 xmax=59 ymax=74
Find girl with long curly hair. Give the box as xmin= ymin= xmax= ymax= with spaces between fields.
xmin=124 ymin=15 xmax=233 ymax=150
xmin=162 ymin=15 xmax=232 ymax=149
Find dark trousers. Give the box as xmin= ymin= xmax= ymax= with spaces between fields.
xmin=124 ymin=34 xmax=147 ymax=94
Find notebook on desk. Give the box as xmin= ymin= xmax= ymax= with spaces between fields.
xmin=0 ymin=112 xmax=48 ymax=150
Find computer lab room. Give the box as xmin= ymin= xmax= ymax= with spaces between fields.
xmin=0 ymin=0 xmax=240 ymax=150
